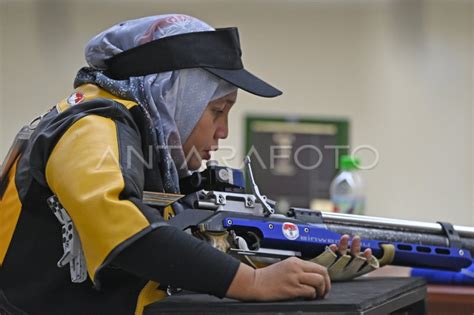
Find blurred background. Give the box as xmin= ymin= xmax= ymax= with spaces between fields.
xmin=0 ymin=0 xmax=472 ymax=225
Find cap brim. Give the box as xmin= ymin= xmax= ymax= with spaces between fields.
xmin=204 ymin=68 xmax=282 ymax=98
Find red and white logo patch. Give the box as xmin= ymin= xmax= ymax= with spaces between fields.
xmin=67 ymin=92 xmax=85 ymax=105
xmin=282 ymin=222 xmax=299 ymax=240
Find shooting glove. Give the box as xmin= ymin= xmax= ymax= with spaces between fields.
xmin=310 ymin=247 xmax=380 ymax=281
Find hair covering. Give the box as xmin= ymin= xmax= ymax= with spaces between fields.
xmin=74 ymin=14 xmax=237 ymax=193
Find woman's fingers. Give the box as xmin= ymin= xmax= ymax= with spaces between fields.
xmin=337 ymin=234 xmax=350 ymax=255
xmin=362 ymin=248 xmax=372 ymax=260
xmin=300 ymin=260 xmax=331 ymax=295
xmin=297 ymin=284 xmax=317 ymax=300
xmin=331 ymin=235 xmax=372 ymax=258
xmin=298 ymin=273 xmax=326 ymax=298
xmin=350 ymin=236 xmax=361 ymax=256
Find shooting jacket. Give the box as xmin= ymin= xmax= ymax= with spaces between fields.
xmin=0 ymin=84 xmax=239 ymax=315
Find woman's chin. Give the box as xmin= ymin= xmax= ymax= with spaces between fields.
xmin=186 ymin=158 xmax=203 ymax=171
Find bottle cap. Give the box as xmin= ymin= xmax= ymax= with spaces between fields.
xmin=340 ymin=155 xmax=360 ymax=170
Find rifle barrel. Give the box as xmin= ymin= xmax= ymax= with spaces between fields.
xmin=321 ymin=211 xmax=474 ymax=239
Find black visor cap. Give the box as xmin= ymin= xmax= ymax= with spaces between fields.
xmin=104 ymin=27 xmax=282 ymax=98
xmin=204 ymin=67 xmax=282 ymax=97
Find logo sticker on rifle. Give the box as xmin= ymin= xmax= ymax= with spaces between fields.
xmin=67 ymin=92 xmax=85 ymax=105
xmin=282 ymin=222 xmax=299 ymax=240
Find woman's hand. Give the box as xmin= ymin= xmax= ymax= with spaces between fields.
xmin=226 ymin=234 xmax=371 ymax=301
xmin=226 ymin=257 xmax=330 ymax=301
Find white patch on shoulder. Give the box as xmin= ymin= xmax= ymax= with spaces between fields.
xmin=67 ymin=92 xmax=85 ymax=105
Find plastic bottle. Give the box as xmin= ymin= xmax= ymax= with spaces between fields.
xmin=330 ymin=155 xmax=366 ymax=214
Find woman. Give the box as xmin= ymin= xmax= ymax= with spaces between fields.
xmin=0 ymin=14 xmax=372 ymax=315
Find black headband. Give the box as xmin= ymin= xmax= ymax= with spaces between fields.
xmin=104 ymin=27 xmax=243 ymax=80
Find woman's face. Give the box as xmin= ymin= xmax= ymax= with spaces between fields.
xmin=183 ymin=91 xmax=237 ymax=170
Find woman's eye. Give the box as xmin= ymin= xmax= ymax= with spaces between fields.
xmin=213 ymin=109 xmax=225 ymax=115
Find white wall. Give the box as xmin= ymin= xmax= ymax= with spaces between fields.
xmin=1 ymin=0 xmax=472 ymax=225
xmin=0 ymin=0 xmax=5 ymax=154
xmin=471 ymin=0 xmax=474 ymax=226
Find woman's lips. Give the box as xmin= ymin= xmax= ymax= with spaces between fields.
xmin=202 ymin=150 xmax=211 ymax=160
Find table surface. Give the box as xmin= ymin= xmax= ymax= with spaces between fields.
xmin=427 ymin=284 xmax=474 ymax=315
xmin=428 ymin=284 xmax=474 ymax=297
xmin=145 ymin=277 xmax=426 ymax=315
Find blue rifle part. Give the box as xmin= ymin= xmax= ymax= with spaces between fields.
xmin=411 ymin=261 xmax=474 ymax=285
xmin=222 ymin=216 xmax=471 ymax=270
xmin=161 ymin=159 xmax=474 ymax=272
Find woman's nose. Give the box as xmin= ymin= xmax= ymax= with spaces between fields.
xmin=215 ymin=117 xmax=229 ymax=139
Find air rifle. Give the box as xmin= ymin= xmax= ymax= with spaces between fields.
xmin=149 ymin=157 xmax=474 ymax=272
